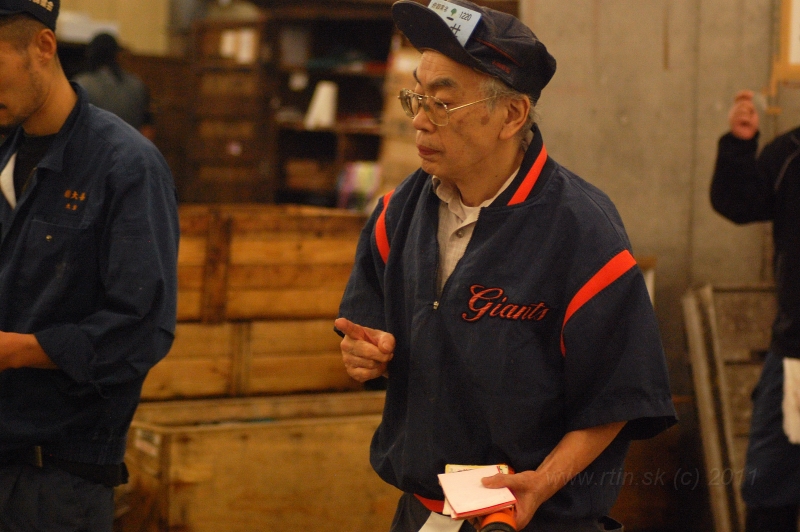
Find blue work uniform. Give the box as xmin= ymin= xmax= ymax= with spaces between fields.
xmin=0 ymin=84 xmax=179 ymax=466
xmin=338 ymin=126 xmax=677 ymax=528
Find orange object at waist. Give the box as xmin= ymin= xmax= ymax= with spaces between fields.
xmin=414 ymin=493 xmax=446 ymax=513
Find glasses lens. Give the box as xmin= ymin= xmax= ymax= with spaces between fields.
xmin=399 ymin=90 xmax=418 ymax=118
xmin=398 ymin=90 xmax=448 ymax=126
xmin=423 ymin=97 xmax=448 ymax=126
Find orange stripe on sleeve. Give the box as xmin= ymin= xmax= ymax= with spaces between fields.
xmin=507 ymin=145 xmax=548 ymax=206
xmin=560 ymin=250 xmax=637 ymax=356
xmin=375 ymin=190 xmax=394 ymax=264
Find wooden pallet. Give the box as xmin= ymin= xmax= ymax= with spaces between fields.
xmin=683 ymin=284 xmax=776 ymax=532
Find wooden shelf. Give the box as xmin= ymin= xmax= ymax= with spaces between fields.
xmin=276 ymin=120 xmax=382 ymax=136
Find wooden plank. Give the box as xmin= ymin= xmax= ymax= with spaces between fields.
xmin=169 ymin=322 xmax=241 ymax=359
xmin=132 ymin=391 xmax=386 ymax=426
xmin=699 ymin=285 xmax=747 ymax=532
xmin=179 ymin=205 xmax=213 ymax=234
xmin=141 ymin=358 xmax=233 ymax=399
xmin=178 ymin=265 xmax=204 ymax=290
xmin=683 ymin=290 xmax=735 ymax=532
xmin=201 ymin=212 xmax=233 ymax=323
xmin=229 ymin=236 xmax=359 ymax=265
xmin=226 ymin=289 xmax=346 ymax=319
xmin=250 ymin=320 xmax=341 ymax=353
xmin=141 ymin=322 xmax=241 ymax=399
xmin=227 ymin=264 xmax=353 ymax=289
xmin=176 ymin=291 xmax=202 ymax=322
xmin=704 ymin=286 xmax=774 ymax=532
xmin=141 ymin=320 xmax=358 ymax=399
xmin=225 ymin=204 xmax=366 ymax=234
xmin=689 ymin=285 xmax=776 ymax=532
xmin=248 ymin=354 xmax=359 ymax=394
xmin=178 ymin=236 xmax=207 ymax=266
xmin=700 ymin=286 xmax=745 ymax=528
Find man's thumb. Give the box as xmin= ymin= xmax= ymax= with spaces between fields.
xmin=377 ymin=333 xmax=395 ymax=354
xmin=481 ymin=473 xmax=510 ymax=489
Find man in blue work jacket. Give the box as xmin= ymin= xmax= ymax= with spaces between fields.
xmin=0 ymin=1 xmax=179 ymax=530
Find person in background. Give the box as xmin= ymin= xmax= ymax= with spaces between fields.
xmin=335 ymin=1 xmax=677 ymax=531
xmin=0 ymin=0 xmax=179 ymax=530
xmin=73 ymin=32 xmax=155 ymax=140
xmin=711 ymin=90 xmax=800 ymax=532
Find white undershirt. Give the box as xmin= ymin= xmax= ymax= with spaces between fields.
xmin=433 ymin=168 xmax=519 ymax=294
xmin=0 ymin=153 xmax=18 ymax=208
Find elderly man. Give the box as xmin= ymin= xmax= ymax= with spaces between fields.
xmin=0 ymin=1 xmax=179 ymax=530
xmin=335 ymin=1 xmax=677 ymax=531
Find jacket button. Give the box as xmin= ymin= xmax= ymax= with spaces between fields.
xmin=45 ymin=235 xmax=53 ymax=242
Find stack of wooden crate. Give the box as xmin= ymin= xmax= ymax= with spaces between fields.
xmin=114 ymin=204 xmax=401 ymax=532
xmin=683 ymin=284 xmax=776 ymax=532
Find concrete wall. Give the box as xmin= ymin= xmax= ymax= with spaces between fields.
xmin=521 ymin=0 xmax=780 ymax=396
xmin=60 ymin=0 xmax=170 ymax=54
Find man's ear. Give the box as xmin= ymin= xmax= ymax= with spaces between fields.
xmin=499 ymin=96 xmax=530 ymax=141
xmin=32 ymin=28 xmax=57 ymax=63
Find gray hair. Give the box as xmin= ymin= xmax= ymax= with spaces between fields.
xmin=480 ymin=76 xmax=537 ymax=151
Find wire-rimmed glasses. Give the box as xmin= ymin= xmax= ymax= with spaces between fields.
xmin=398 ymin=88 xmax=495 ymax=127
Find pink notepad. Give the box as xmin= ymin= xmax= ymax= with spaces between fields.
xmin=437 ymin=465 xmax=516 ymax=519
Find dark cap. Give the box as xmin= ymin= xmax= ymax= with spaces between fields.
xmin=0 ymin=0 xmax=59 ymax=31
xmin=392 ymin=0 xmax=556 ymax=102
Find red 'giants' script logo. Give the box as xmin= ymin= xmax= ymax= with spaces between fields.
xmin=461 ymin=285 xmax=550 ymax=323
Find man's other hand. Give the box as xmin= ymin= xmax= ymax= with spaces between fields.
xmin=729 ymin=90 xmax=759 ymax=140
xmin=334 ymin=318 xmax=395 ymax=382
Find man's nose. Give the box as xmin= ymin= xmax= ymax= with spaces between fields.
xmin=412 ymin=106 xmax=436 ymax=131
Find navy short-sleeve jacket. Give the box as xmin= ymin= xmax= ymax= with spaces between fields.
xmin=338 ymin=126 xmax=676 ymax=522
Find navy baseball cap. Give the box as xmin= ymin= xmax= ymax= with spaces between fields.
xmin=392 ymin=0 xmax=556 ymax=102
xmin=0 ymin=0 xmax=59 ymax=31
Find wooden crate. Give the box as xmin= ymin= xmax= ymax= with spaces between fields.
xmin=114 ymin=391 xmax=400 ymax=532
xmin=683 ymin=284 xmax=776 ymax=532
xmin=142 ymin=319 xmax=360 ymax=400
xmin=177 ymin=204 xmax=365 ymax=322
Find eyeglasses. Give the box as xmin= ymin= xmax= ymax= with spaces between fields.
xmin=398 ymin=88 xmax=495 ymax=127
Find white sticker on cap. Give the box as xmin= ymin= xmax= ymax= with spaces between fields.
xmin=427 ymin=1 xmax=482 ymax=47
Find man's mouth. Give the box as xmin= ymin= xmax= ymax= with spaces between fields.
xmin=417 ymin=145 xmax=437 ymax=157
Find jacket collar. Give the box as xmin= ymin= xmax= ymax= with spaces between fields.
xmin=493 ymin=123 xmax=554 ymax=207
xmin=0 ymin=82 xmax=88 ymax=177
